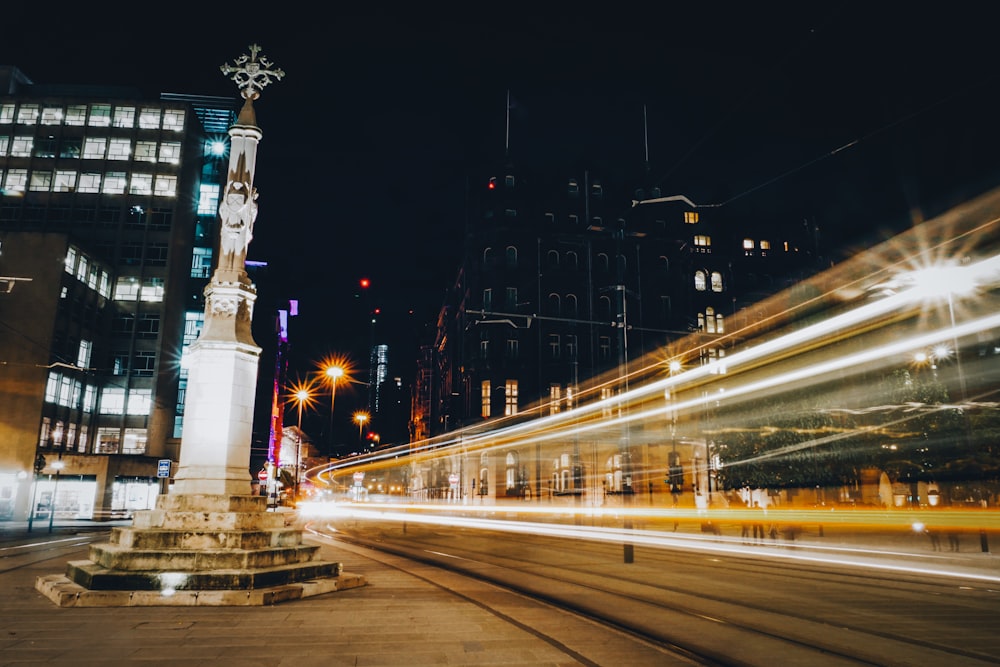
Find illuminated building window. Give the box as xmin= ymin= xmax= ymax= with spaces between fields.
xmin=504 ymin=379 xmax=518 ymax=416
xmin=122 ymin=429 xmax=147 ymax=454
xmin=10 ymin=135 xmax=32 ymax=156
xmin=88 ymin=104 xmax=111 ymax=127
xmin=3 ymin=168 xmax=26 ymax=191
xmin=78 ymin=172 xmax=101 ymax=193
xmin=39 ymin=418 xmax=51 ymax=448
xmin=82 ymin=137 xmax=106 ymax=159
xmin=96 ymin=427 xmax=120 ymax=453
xmin=760 ymin=240 xmax=771 ymax=250
xmin=113 ymin=277 xmax=140 ymax=301
xmin=64 ymin=247 xmax=77 ymax=274
xmin=108 ymin=138 xmax=131 ymax=161
xmin=698 ymin=312 xmax=705 ymax=331
xmin=191 ymin=247 xmax=213 ymax=278
xmin=0 ymin=135 xmax=8 ymax=156
xmin=17 ymin=103 xmax=39 ymax=124
xmin=154 ymin=175 xmax=177 ymax=197
xmin=127 ymin=389 xmax=152 ymax=415
xmin=694 ymin=235 xmax=711 ymax=251
xmin=77 ymin=340 xmax=92 ymax=368
xmin=694 ymin=270 xmax=706 ymax=291
xmin=128 ymin=173 xmax=152 ymax=195
xmin=198 ymin=183 xmax=220 ymax=214
xmin=711 ymin=271 xmax=724 ymax=292
xmin=549 ymin=384 xmax=561 ymax=415
xmin=566 ymin=385 xmax=574 ymax=410
xmin=0 ymin=103 xmax=12 ymax=123
xmin=135 ymin=141 xmax=157 ymax=162
xmin=162 ymin=109 xmax=185 ymax=131
xmin=716 ymin=313 xmax=725 ymax=333
xmin=139 ymin=108 xmax=161 ymax=129
xmin=113 ymin=106 xmax=135 ymax=128
xmin=481 ymin=380 xmax=491 ymax=418
xmin=103 ymin=172 xmax=127 ymax=194
xmin=53 ymin=170 xmax=77 ymax=192
xmin=101 ymin=388 xmax=126 ymax=415
xmin=41 ymin=106 xmax=63 ymax=125
xmin=45 ymin=373 xmax=58 ymax=402
xmin=65 ymin=105 xmax=86 ymax=126
xmin=743 ymin=238 xmax=755 ymax=250
xmin=140 ymin=278 xmax=164 ymax=302
xmin=684 ymin=211 xmax=699 ymax=224
xmin=706 ymin=307 xmax=716 ymax=333
xmin=505 ymin=452 xmax=518 ymax=490
xmin=29 ymin=171 xmax=52 ymax=191
xmin=159 ymin=141 xmax=181 ymax=164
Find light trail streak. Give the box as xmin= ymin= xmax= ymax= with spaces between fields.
xmin=306 ymin=502 xmax=1000 ymax=584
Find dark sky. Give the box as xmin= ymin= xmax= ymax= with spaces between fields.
xmin=5 ymin=4 xmax=1000 ymax=446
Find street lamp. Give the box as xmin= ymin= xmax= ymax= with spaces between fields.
xmin=324 ymin=364 xmax=345 ymax=455
xmin=290 ymin=386 xmax=312 ymax=500
xmin=353 ymin=411 xmax=369 ymax=443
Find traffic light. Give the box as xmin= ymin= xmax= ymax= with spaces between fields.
xmin=359 ymin=278 xmax=370 ymax=289
xmin=488 ymin=176 xmax=496 ymax=190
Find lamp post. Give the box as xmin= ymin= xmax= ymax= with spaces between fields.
xmin=48 ymin=459 xmax=65 ymax=534
xmin=353 ymin=412 xmax=369 ymax=445
xmin=26 ymin=452 xmax=45 ymax=533
xmin=325 ymin=365 xmax=344 ymax=456
xmin=293 ymin=388 xmax=310 ymax=500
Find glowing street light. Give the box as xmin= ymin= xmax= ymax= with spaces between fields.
xmin=287 ymin=380 xmax=317 ymax=499
xmin=353 ymin=411 xmax=370 ymax=442
xmin=323 ymin=362 xmax=345 ymax=455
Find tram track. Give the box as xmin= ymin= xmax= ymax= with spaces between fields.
xmin=312 ymin=519 xmax=1000 ymax=666
xmin=0 ymin=532 xmax=107 ymax=576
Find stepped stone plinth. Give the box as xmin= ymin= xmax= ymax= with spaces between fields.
xmin=35 ymin=494 xmax=365 ymax=607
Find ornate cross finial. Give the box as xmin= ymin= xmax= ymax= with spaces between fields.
xmin=220 ymin=44 xmax=285 ymax=100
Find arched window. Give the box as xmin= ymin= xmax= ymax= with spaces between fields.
xmin=694 ymin=270 xmax=707 ymax=291
xmin=711 ymin=271 xmax=724 ymax=292
xmin=616 ymin=253 xmax=627 ymax=275
xmin=565 ymin=251 xmax=578 ymax=270
xmin=548 ymin=292 xmax=560 ymax=316
xmin=482 ymin=246 xmax=493 ymax=267
xmin=565 ymin=293 xmax=578 ymax=318
xmin=597 ymin=253 xmax=609 ymax=272
xmin=505 ymin=452 xmax=518 ymax=491
xmin=658 ymin=255 xmax=669 ymax=272
xmin=598 ymin=295 xmax=613 ymax=321
xmin=547 ymin=250 xmax=559 ymax=268
xmin=706 ymin=307 xmax=716 ymax=333
xmin=716 ymin=312 xmax=725 ymax=333
xmin=505 ymin=245 xmax=517 ymax=269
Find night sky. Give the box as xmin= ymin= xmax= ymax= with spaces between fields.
xmin=4 ymin=4 xmax=1000 ymax=448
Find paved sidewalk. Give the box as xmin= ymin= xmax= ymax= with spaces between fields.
xmin=0 ymin=517 xmax=997 ymax=667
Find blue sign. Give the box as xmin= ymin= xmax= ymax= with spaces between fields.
xmin=157 ymin=459 xmax=171 ymax=478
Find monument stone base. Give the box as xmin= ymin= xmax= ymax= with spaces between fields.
xmin=35 ymin=494 xmax=365 ymax=607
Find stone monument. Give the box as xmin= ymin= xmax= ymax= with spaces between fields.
xmin=36 ymin=46 xmax=365 ymax=606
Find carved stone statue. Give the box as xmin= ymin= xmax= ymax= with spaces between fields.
xmin=218 ymin=179 xmax=258 ymax=270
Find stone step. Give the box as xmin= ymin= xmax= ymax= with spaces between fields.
xmin=111 ymin=527 xmax=303 ymax=550
xmin=65 ymin=558 xmax=344 ymax=592
xmin=153 ymin=494 xmax=268 ymax=513
xmin=88 ymin=542 xmax=322 ymax=572
xmin=131 ymin=510 xmax=286 ymax=531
